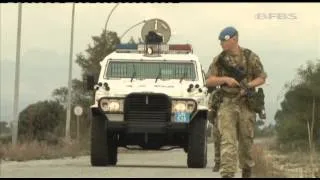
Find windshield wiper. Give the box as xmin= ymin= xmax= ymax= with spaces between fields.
xmin=130 ymin=63 xmax=136 ymax=82
xmin=179 ymin=71 xmax=187 ymax=83
xmin=155 ymin=67 xmax=162 ymax=83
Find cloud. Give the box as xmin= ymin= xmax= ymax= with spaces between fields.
xmin=3 ymin=3 xmax=319 ymax=60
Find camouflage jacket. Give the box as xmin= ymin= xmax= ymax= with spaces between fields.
xmin=206 ymin=47 xmax=267 ymax=94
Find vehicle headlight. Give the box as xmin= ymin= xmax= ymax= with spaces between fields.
xmin=147 ymin=47 xmax=153 ymax=54
xmin=99 ymin=98 xmax=124 ymax=113
xmin=172 ymin=100 xmax=196 ymax=113
xmin=174 ymin=102 xmax=186 ymax=112
xmin=186 ymin=101 xmax=196 ymax=112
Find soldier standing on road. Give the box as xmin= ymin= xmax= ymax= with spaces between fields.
xmin=206 ymin=26 xmax=267 ymax=178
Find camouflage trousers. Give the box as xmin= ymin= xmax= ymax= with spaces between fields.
xmin=212 ymin=118 xmax=221 ymax=164
xmin=217 ymin=96 xmax=256 ymax=177
xmin=208 ymin=109 xmax=221 ymax=164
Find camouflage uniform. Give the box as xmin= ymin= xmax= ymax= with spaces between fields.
xmin=207 ymin=91 xmax=221 ymax=168
xmin=207 ymin=47 xmax=267 ymax=177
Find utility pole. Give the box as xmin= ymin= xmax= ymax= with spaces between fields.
xmin=65 ymin=3 xmax=75 ymax=140
xmin=12 ymin=3 xmax=23 ymax=145
xmin=0 ymin=5 xmax=1 ymax=174
xmin=104 ymin=3 xmax=119 ymax=32
xmin=0 ymin=4 xmax=2 ymax=135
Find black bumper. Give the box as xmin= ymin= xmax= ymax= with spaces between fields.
xmin=107 ymin=121 xmax=188 ymax=134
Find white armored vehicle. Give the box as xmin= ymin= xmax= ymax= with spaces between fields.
xmin=86 ymin=19 xmax=210 ymax=168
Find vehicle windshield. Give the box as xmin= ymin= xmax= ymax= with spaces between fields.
xmin=105 ymin=61 xmax=197 ymax=81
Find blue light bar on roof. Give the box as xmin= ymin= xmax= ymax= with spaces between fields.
xmin=115 ymin=44 xmax=138 ymax=53
xmin=116 ymin=44 xmax=138 ymax=49
xmin=115 ymin=43 xmax=193 ymax=54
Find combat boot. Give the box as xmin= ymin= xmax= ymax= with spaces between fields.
xmin=242 ymin=167 xmax=252 ymax=178
xmin=212 ymin=162 xmax=220 ymax=172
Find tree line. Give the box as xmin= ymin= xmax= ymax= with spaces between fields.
xmin=275 ymin=60 xmax=320 ymax=151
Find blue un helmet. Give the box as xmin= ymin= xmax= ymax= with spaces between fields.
xmin=219 ymin=26 xmax=238 ymax=41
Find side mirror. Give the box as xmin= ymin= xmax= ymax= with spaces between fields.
xmin=84 ymin=73 xmax=95 ymax=91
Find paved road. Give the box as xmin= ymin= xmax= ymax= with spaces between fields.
xmin=0 ymin=143 xmax=242 ymax=178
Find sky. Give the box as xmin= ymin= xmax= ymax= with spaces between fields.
xmin=1 ymin=3 xmax=320 ymax=126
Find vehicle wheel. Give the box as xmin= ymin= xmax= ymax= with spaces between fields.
xmin=187 ymin=116 xmax=208 ymax=168
xmin=90 ymin=110 xmax=108 ymax=166
xmin=183 ymin=146 xmax=188 ymax=153
xmin=140 ymin=143 xmax=162 ymax=150
xmin=107 ymin=133 xmax=118 ymax=166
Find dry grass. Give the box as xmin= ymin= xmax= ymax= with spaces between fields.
xmin=0 ymin=139 xmax=89 ymax=162
xmin=269 ymin=148 xmax=320 ymax=178
xmin=251 ymin=137 xmax=320 ymax=178
xmin=251 ymin=143 xmax=286 ymax=178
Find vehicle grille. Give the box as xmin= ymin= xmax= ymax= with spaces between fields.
xmin=124 ymin=93 xmax=171 ymax=123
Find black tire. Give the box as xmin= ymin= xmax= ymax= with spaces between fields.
xmin=187 ymin=116 xmax=208 ymax=168
xmin=183 ymin=146 xmax=188 ymax=153
xmin=90 ymin=110 xmax=108 ymax=166
xmin=140 ymin=143 xmax=162 ymax=150
xmin=107 ymin=133 xmax=118 ymax=166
